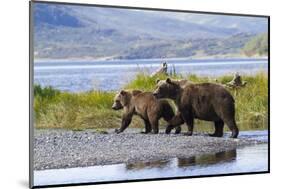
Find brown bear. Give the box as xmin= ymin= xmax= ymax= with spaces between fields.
xmin=153 ymin=78 xmax=239 ymax=138
xmin=112 ymin=89 xmax=181 ymax=134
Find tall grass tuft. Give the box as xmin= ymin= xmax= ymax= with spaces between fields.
xmin=34 ymin=87 xmax=121 ymax=129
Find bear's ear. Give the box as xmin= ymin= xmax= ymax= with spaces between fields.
xmin=120 ymin=90 xmax=126 ymax=95
xmin=132 ymin=90 xmax=142 ymax=96
xmin=166 ymin=78 xmax=172 ymax=84
xmin=156 ymin=79 xmax=160 ymax=84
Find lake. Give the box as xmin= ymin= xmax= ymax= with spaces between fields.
xmin=33 ymin=130 xmax=268 ymax=186
xmin=34 ymin=58 xmax=268 ymax=92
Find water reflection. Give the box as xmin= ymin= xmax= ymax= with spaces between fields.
xmin=126 ymin=150 xmax=237 ymax=171
xmin=190 ymin=150 xmax=237 ymax=166
xmin=34 ymin=144 xmax=268 ymax=186
xmin=126 ymin=160 xmax=170 ymax=170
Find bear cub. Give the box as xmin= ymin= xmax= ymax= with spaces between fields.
xmin=112 ymin=89 xmax=181 ymax=134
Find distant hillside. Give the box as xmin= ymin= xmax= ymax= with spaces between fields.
xmin=33 ymin=3 xmax=268 ymax=60
xmin=243 ymin=33 xmax=268 ymax=57
xmin=34 ymin=4 xmax=83 ymax=27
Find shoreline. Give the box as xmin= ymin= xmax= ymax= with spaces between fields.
xmin=34 ymin=129 xmax=267 ymax=171
xmin=34 ymin=56 xmax=268 ymax=63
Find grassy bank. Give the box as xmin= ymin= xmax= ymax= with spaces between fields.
xmin=34 ymin=72 xmax=268 ymax=132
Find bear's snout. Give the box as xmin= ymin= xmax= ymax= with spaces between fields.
xmin=111 ymin=103 xmax=118 ymax=110
xmin=112 ymin=102 xmax=123 ymax=110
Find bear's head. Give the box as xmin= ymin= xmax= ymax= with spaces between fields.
xmin=112 ymin=90 xmax=130 ymax=110
xmin=153 ymin=78 xmax=181 ymax=100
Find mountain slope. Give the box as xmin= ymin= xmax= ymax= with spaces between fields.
xmin=243 ymin=33 xmax=268 ymax=56
xmin=33 ymin=3 xmax=268 ymax=60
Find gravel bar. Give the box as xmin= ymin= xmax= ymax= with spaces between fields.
xmin=33 ymin=129 xmax=264 ymax=170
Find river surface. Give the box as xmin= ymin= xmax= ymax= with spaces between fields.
xmin=33 ymin=130 xmax=269 ymax=186
xmin=34 ymin=58 xmax=268 ymax=92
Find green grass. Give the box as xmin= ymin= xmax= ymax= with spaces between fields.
xmin=34 ymin=72 xmax=268 ymax=132
xmin=34 ymin=85 xmax=119 ymax=129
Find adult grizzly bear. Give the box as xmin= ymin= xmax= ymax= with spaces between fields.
xmin=112 ymin=90 xmax=181 ymax=134
xmin=153 ymin=78 xmax=239 ymax=138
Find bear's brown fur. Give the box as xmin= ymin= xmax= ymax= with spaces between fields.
xmin=112 ymin=90 xmax=181 ymax=134
xmin=153 ymin=78 xmax=239 ymax=138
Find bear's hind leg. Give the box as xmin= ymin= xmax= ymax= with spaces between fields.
xmin=224 ymin=119 xmax=239 ymax=138
xmin=175 ymin=126 xmax=181 ymax=134
xmin=148 ymin=116 xmax=159 ymax=134
xmin=185 ymin=119 xmax=194 ymax=136
xmin=165 ymin=112 xmax=184 ymax=134
xmin=218 ymin=101 xmax=239 ymax=138
xmin=141 ymin=119 xmax=152 ymax=134
xmin=209 ymin=120 xmax=224 ymax=137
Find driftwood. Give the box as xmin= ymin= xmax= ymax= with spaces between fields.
xmin=151 ymin=62 xmax=168 ymax=77
xmin=225 ymin=73 xmax=247 ymax=89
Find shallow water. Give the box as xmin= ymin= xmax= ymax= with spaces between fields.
xmin=34 ymin=58 xmax=268 ymax=92
xmin=34 ymin=130 xmax=269 ymax=186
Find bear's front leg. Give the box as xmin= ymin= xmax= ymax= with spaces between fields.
xmin=181 ymin=110 xmax=194 ymax=136
xmin=115 ymin=128 xmax=122 ymax=134
xmin=115 ymin=114 xmax=132 ymax=134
